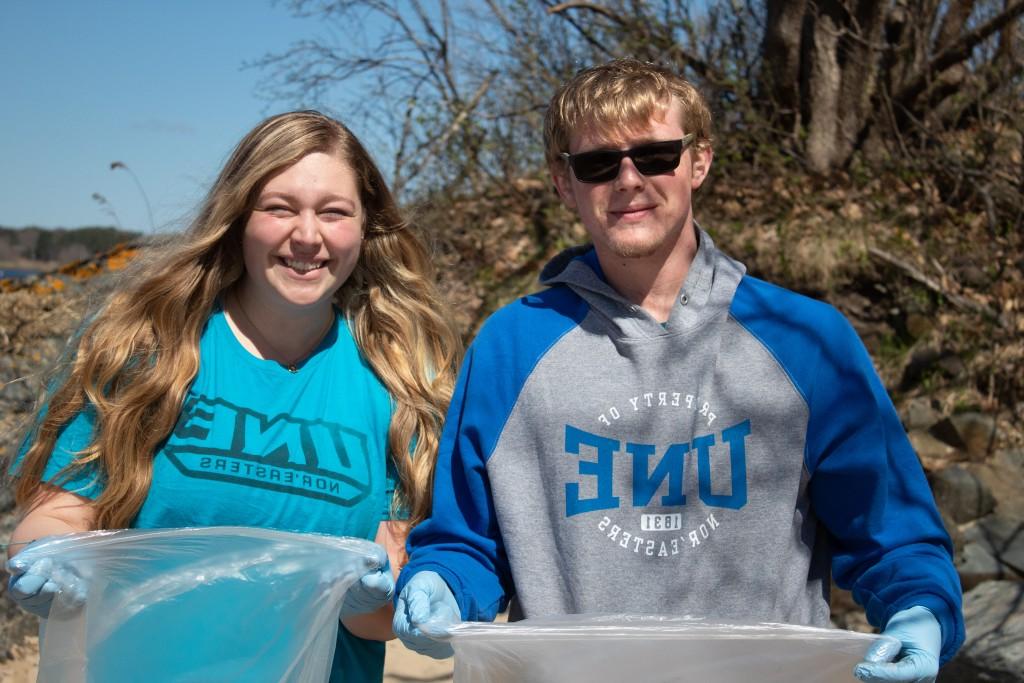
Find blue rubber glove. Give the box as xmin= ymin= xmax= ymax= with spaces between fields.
xmin=854 ymin=606 xmax=941 ymax=682
xmin=6 ymin=553 xmax=86 ymax=618
xmin=339 ymin=550 xmax=395 ymax=618
xmin=393 ymin=570 xmax=461 ymax=659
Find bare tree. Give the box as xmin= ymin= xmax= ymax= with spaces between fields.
xmin=257 ymin=0 xmax=1023 ymax=205
xmin=255 ymin=1 xmax=576 ymax=197
xmin=761 ymin=0 xmax=1024 ymax=172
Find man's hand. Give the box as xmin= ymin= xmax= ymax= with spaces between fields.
xmin=339 ymin=549 xmax=395 ymax=618
xmin=854 ymin=606 xmax=941 ymax=683
xmin=6 ymin=553 xmax=86 ymax=618
xmin=393 ymin=571 xmax=460 ymax=659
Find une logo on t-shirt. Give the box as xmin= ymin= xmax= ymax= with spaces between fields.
xmin=163 ymin=394 xmax=373 ymax=506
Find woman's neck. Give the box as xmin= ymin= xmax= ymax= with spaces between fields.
xmin=226 ymin=286 xmax=335 ymax=369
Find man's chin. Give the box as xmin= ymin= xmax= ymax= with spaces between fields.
xmin=603 ymin=238 xmax=664 ymax=259
xmin=596 ymin=222 xmax=693 ymax=260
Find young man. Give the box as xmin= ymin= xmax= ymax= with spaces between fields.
xmin=393 ymin=59 xmax=964 ymax=681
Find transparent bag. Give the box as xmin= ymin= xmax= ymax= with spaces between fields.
xmin=17 ymin=527 xmax=383 ymax=682
xmin=449 ymin=614 xmax=893 ymax=683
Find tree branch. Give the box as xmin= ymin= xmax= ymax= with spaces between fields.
xmin=542 ymin=0 xmax=618 ymax=58
xmin=546 ymin=2 xmax=624 ymax=22
xmin=396 ymin=72 xmax=497 ymax=193
xmin=934 ymin=0 xmax=977 ymax=52
xmin=896 ymin=0 xmax=1024 ymax=106
xmin=867 ymin=246 xmax=1006 ymax=327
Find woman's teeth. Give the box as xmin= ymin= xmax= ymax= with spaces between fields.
xmin=284 ymin=259 xmax=323 ymax=272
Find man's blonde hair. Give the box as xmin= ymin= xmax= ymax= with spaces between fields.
xmin=544 ymin=59 xmax=713 ymax=169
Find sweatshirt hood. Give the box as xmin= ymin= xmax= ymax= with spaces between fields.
xmin=538 ymin=226 xmax=746 ymax=339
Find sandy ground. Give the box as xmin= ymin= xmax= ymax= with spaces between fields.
xmin=0 ymin=635 xmax=453 ymax=683
xmin=0 ymin=638 xmax=39 ymax=683
xmin=384 ymin=639 xmax=454 ymax=683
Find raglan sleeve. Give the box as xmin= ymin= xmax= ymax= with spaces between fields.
xmin=805 ymin=310 xmax=964 ymax=664
xmin=398 ymin=342 xmax=514 ymax=622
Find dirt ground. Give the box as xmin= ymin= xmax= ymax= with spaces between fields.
xmin=0 ymin=638 xmax=38 ymax=683
xmin=384 ymin=639 xmax=454 ymax=683
xmin=0 ymin=636 xmax=453 ymax=683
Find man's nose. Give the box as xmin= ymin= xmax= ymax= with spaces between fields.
xmin=614 ymin=157 xmax=645 ymax=189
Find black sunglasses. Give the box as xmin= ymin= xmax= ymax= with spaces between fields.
xmin=560 ymin=134 xmax=695 ymax=183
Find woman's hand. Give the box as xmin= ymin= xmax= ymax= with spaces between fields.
xmin=7 ymin=549 xmax=86 ymax=617
xmin=339 ymin=521 xmax=406 ymax=641
xmin=340 ymin=551 xmax=394 ymax=618
xmin=6 ymin=486 xmax=95 ymax=617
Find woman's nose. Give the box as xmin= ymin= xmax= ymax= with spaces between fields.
xmin=290 ymin=210 xmax=323 ymax=247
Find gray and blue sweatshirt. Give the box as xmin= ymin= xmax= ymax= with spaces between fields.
xmin=401 ymin=229 xmax=964 ymax=663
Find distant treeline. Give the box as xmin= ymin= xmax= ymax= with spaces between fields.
xmin=0 ymin=226 xmax=141 ymax=265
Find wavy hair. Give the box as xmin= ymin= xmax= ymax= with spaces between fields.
xmin=14 ymin=111 xmax=461 ymax=534
xmin=544 ymin=58 xmax=714 ymax=169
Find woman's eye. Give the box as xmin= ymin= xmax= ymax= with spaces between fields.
xmin=321 ymin=208 xmax=354 ymax=219
xmin=254 ymin=201 xmax=292 ymax=215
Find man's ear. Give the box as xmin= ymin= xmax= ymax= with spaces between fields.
xmin=551 ymin=165 xmax=578 ymax=210
xmin=690 ymin=145 xmax=713 ymax=190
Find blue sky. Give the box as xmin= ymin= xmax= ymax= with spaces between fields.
xmin=1 ymin=2 xmax=357 ymax=233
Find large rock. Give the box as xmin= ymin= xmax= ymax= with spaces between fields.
xmin=901 ymin=397 xmax=941 ymax=432
xmin=930 ymin=465 xmax=995 ymax=524
xmin=909 ymin=429 xmax=965 ymax=471
xmin=957 ymin=541 xmax=1008 ymax=591
xmin=957 ymin=514 xmax=1024 ymax=590
xmin=931 ymin=413 xmax=1000 ymax=461
xmin=972 ymin=449 xmax=1024 ymax=520
xmin=941 ymin=581 xmax=1024 ymax=682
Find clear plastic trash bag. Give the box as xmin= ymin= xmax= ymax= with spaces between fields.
xmin=449 ymin=614 xmax=894 ymax=683
xmin=16 ymin=527 xmax=384 ymax=683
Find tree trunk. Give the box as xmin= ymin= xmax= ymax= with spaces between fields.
xmin=759 ymin=0 xmax=1021 ymax=172
xmin=762 ymin=0 xmax=808 ymax=133
xmin=834 ymin=0 xmax=887 ymax=165
xmin=765 ymin=0 xmax=886 ymax=172
xmin=805 ymin=1 xmax=843 ymax=172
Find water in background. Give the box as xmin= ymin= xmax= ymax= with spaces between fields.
xmin=0 ymin=268 xmax=41 ymax=280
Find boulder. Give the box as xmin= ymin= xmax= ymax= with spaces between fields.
xmin=972 ymin=449 xmax=1024 ymax=520
xmin=931 ymin=413 xmax=1000 ymax=461
xmin=901 ymin=397 xmax=941 ymax=432
xmin=909 ymin=429 xmax=965 ymax=471
xmin=957 ymin=541 xmax=1009 ymax=591
xmin=957 ymin=514 xmax=1024 ymax=590
xmin=941 ymin=581 xmax=1024 ymax=682
xmin=930 ymin=465 xmax=995 ymax=524
xmin=975 ymin=515 xmax=1024 ymax=575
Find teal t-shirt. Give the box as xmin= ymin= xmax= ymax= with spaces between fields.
xmin=35 ymin=305 xmax=396 ymax=682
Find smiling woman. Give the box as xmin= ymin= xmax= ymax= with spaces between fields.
xmin=233 ymin=151 xmax=366 ymax=371
xmin=5 ymin=110 xmax=463 ymax=683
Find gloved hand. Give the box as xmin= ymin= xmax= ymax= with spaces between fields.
xmin=340 ymin=550 xmax=395 ymax=618
xmin=6 ymin=552 xmax=86 ymax=618
xmin=854 ymin=605 xmax=941 ymax=682
xmin=393 ymin=570 xmax=461 ymax=659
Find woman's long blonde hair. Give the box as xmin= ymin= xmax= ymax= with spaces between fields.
xmin=14 ymin=110 xmax=461 ymax=532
